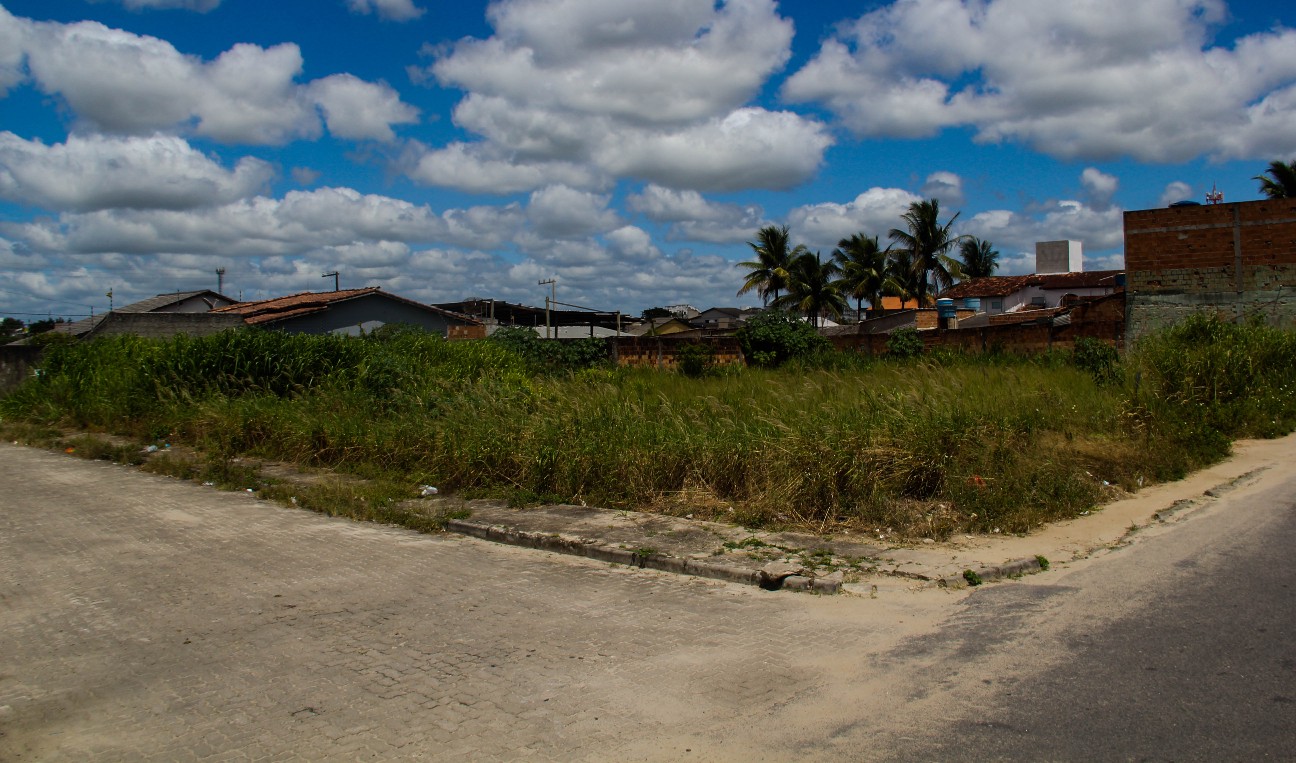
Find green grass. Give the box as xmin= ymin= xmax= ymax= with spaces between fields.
xmin=4 ymin=315 xmax=1294 ymax=540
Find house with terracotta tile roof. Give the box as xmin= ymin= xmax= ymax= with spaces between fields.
xmin=941 ymin=270 xmax=1123 ymax=315
xmin=213 ymin=288 xmax=482 ymax=337
xmin=939 ymin=241 xmax=1123 ymax=316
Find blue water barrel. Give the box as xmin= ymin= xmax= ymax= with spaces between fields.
xmin=936 ymin=298 xmax=956 ymax=318
xmin=962 ymin=297 xmax=981 ymax=311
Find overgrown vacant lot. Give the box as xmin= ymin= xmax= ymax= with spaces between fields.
xmin=4 ymin=314 xmax=1294 ymax=539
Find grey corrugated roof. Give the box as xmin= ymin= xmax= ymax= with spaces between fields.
xmin=49 ymin=290 xmax=235 ymax=338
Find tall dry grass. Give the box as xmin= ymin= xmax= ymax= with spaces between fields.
xmin=5 ymin=315 xmax=1293 ymax=538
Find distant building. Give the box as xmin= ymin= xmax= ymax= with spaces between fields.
xmin=689 ymin=307 xmax=763 ymax=332
xmin=13 ymin=289 xmax=240 ymax=343
xmin=939 ymin=240 xmax=1122 ymax=315
xmin=215 ymin=288 xmax=481 ymax=337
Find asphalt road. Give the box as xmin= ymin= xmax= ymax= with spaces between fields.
xmin=852 ymin=466 xmax=1296 ymax=761
xmin=1 ymin=441 xmax=1293 ymax=761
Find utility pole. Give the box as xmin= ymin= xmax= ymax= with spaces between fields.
xmin=106 ymin=289 xmax=113 ymax=312
xmin=322 ymin=271 xmax=339 ymax=292
xmin=538 ymin=278 xmax=556 ymax=339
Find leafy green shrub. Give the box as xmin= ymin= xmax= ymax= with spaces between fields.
xmin=735 ymin=310 xmax=829 ymax=368
xmin=1072 ymin=337 xmax=1120 ymax=385
xmin=487 ymin=326 xmax=609 ymax=372
xmin=676 ymin=342 xmax=716 ymax=377
xmin=1127 ymin=314 xmax=1296 ymax=451
xmin=886 ymin=327 xmax=924 ymax=358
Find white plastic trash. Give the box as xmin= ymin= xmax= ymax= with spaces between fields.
xmin=420 ymin=485 xmax=439 ymax=497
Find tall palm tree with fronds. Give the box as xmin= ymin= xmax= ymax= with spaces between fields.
xmin=885 ymin=247 xmax=919 ymax=309
xmin=1255 ymin=160 xmax=1296 ymax=199
xmin=737 ymin=225 xmax=806 ymax=306
xmin=774 ymin=251 xmax=845 ymax=327
xmin=888 ymin=199 xmax=965 ymax=305
xmin=958 ymin=237 xmax=999 ymax=279
xmin=832 ymin=233 xmax=891 ymax=320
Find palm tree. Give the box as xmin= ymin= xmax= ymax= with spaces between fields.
xmin=773 ymin=251 xmax=845 ymax=327
xmin=1255 ymin=160 xmax=1296 ymax=199
xmin=888 ymin=199 xmax=965 ymax=305
xmin=832 ymin=233 xmax=891 ymax=320
xmin=958 ymin=237 xmax=999 ymax=279
xmin=737 ymin=225 xmax=806 ymax=306
xmin=885 ymin=247 xmax=919 ymax=309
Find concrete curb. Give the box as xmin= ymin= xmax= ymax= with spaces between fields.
xmin=937 ymin=556 xmax=1046 ymax=589
xmin=444 ymin=518 xmax=843 ymax=594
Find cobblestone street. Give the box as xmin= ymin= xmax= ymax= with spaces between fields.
xmin=0 ymin=445 xmax=924 ymax=761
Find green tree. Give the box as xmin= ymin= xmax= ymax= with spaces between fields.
xmin=958 ymin=237 xmax=999 ymax=279
xmin=1255 ymin=160 xmax=1296 ymax=199
xmin=885 ymin=248 xmax=919 ymax=309
xmin=832 ymin=233 xmax=892 ymax=320
xmin=737 ymin=225 xmax=806 ymax=306
xmin=735 ymin=310 xmax=829 ymax=367
xmin=0 ymin=317 xmax=23 ymax=340
xmin=774 ymin=251 xmax=846 ymax=328
xmin=888 ymin=199 xmax=965 ymax=305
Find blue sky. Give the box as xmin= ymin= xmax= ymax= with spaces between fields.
xmin=1 ymin=0 xmax=1294 ymax=320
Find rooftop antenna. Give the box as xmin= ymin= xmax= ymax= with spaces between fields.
xmin=1206 ymin=183 xmax=1224 ymax=205
xmin=322 ymin=271 xmax=339 ymax=292
xmin=215 ymin=267 xmax=226 ymax=294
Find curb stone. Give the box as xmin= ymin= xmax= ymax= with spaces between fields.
xmin=444 ymin=518 xmax=843 ymax=594
xmin=937 ymin=556 xmax=1046 ymax=589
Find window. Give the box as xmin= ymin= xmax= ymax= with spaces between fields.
xmin=990 ymin=299 xmax=1003 ymax=311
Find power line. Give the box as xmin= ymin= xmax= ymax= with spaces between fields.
xmin=0 ymin=311 xmax=91 ymax=318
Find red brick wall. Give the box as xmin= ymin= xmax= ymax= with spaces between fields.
xmin=1124 ymin=199 xmax=1296 ymax=336
xmin=609 ymin=336 xmax=744 ymax=369
xmin=447 ymin=324 xmax=488 ymax=341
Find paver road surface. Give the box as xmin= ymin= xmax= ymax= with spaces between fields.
xmin=6 ymin=440 xmax=1295 ymax=761
xmin=0 ymin=444 xmax=936 ymax=761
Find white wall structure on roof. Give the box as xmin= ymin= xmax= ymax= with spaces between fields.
xmin=1035 ymin=240 xmax=1083 ymax=274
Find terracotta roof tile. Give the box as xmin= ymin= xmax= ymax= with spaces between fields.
xmin=939 ymin=275 xmax=1038 ymax=299
xmin=1036 ymin=270 xmax=1123 ymax=289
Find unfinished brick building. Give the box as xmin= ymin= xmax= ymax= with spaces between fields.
xmin=1124 ymin=198 xmax=1296 ymax=340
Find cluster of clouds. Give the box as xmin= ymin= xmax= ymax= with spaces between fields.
xmin=0 ymin=8 xmax=420 ymax=144
xmin=783 ymin=0 xmax=1296 ymax=161
xmin=2 ymin=0 xmax=1295 ymax=316
xmin=108 ymin=0 xmax=424 ymax=21
xmin=405 ymin=0 xmax=832 ymax=193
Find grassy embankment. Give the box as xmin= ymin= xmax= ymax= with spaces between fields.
xmin=3 ymin=314 xmax=1293 ymax=539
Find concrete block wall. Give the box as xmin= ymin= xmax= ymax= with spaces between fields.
xmin=1124 ymin=199 xmax=1296 ymax=338
xmin=0 ymin=345 xmax=41 ymax=392
xmin=609 ymin=336 xmax=744 ymax=369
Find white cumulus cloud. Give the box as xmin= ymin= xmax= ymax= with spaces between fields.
xmin=405 ymin=0 xmax=831 ymax=193
xmin=783 ymin=0 xmax=1296 ymax=162
xmin=346 ymin=0 xmax=425 ymax=21
xmin=526 ymin=185 xmax=621 ymax=238
xmin=0 ymin=132 xmax=273 ymax=212
xmin=112 ymin=0 xmax=222 ymax=11
xmin=787 ymin=187 xmax=924 ymax=252
xmin=3 ymin=11 xmax=419 ymax=145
